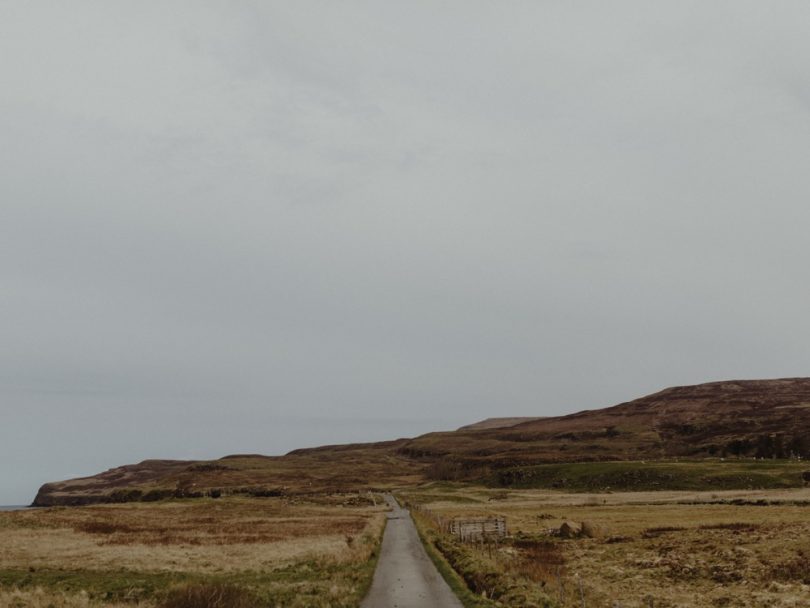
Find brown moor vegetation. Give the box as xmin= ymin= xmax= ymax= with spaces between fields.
xmin=34 ymin=378 xmax=810 ymax=506
xmin=0 ymin=495 xmax=386 ymax=607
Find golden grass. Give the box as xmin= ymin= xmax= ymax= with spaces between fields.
xmin=0 ymin=498 xmax=384 ymax=574
xmin=0 ymin=496 xmax=387 ymax=607
xmin=157 ymin=583 xmax=254 ymax=608
xmin=403 ymin=486 xmax=810 ymax=607
xmin=0 ymin=587 xmax=140 ymax=607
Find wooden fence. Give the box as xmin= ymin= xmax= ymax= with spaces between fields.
xmin=449 ymin=517 xmax=507 ymax=541
xmin=409 ymin=502 xmax=507 ymax=542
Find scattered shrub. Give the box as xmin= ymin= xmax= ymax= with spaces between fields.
xmin=109 ymin=489 xmax=144 ymax=503
xmin=642 ymin=526 xmax=686 ymax=538
xmin=513 ymin=539 xmax=565 ymax=585
xmin=159 ymin=583 xmax=256 ymax=608
xmin=75 ymin=521 xmax=135 ymax=535
xmin=142 ymin=489 xmax=174 ymax=502
xmin=698 ymin=522 xmax=760 ymax=532
xmin=425 ymin=460 xmax=467 ymax=481
xmin=233 ymin=487 xmax=284 ymax=498
xmin=768 ymin=549 xmax=810 ymax=584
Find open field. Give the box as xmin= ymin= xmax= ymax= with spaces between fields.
xmin=0 ymin=495 xmax=386 ymax=607
xmin=402 ymin=484 xmax=810 ymax=608
xmin=5 ymin=478 xmax=810 ymax=607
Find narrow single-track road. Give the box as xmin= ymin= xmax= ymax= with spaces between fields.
xmin=361 ymin=494 xmax=463 ymax=608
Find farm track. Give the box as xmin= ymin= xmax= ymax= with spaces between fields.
xmin=360 ymin=494 xmax=463 ymax=608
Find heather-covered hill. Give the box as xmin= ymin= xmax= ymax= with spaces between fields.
xmin=399 ymin=378 xmax=810 ymax=473
xmin=33 ymin=440 xmax=424 ymax=506
xmin=33 ymin=379 xmax=810 ymax=505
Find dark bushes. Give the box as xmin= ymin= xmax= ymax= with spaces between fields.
xmin=142 ymin=489 xmax=175 ymax=502
xmin=109 ymin=489 xmax=143 ymax=503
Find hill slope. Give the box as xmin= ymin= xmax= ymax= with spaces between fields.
xmin=402 ymin=378 xmax=810 ymax=464
xmin=33 ymin=378 xmax=810 ymax=505
xmin=33 ymin=440 xmax=424 ymax=506
xmin=457 ymin=417 xmax=544 ymax=431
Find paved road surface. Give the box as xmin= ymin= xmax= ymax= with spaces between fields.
xmin=361 ymin=494 xmax=463 ymax=608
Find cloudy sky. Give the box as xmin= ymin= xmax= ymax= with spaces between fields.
xmin=2 ymin=2 xmax=809 ymax=505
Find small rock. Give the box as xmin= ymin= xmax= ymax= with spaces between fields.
xmin=559 ymin=520 xmax=582 ymax=538
xmin=581 ymin=521 xmax=605 ymax=538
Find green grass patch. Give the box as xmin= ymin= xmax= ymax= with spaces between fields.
xmin=0 ymin=560 xmax=378 ymax=608
xmin=409 ymin=511 xmax=499 ymax=608
xmin=410 ymin=511 xmax=557 ymax=608
xmin=490 ymin=459 xmax=808 ymax=491
xmin=354 ymin=511 xmax=385 ymax=601
xmin=0 ymin=569 xmax=187 ymax=603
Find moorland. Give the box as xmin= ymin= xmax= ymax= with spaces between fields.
xmin=5 ymin=378 xmax=810 ymax=607
xmin=404 ymin=484 xmax=810 ymax=607
xmin=0 ymin=495 xmax=386 ymax=607
xmin=33 ymin=378 xmax=810 ymax=506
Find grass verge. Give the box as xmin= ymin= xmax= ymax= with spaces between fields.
xmin=408 ymin=509 xmax=498 ymax=608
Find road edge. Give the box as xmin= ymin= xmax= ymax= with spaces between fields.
xmin=406 ymin=502 xmax=497 ymax=608
xmin=355 ymin=504 xmax=389 ymax=605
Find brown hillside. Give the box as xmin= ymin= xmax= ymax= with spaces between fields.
xmin=398 ymin=378 xmax=810 ymax=472
xmin=33 ymin=442 xmax=424 ymax=507
xmin=33 ymin=378 xmax=810 ymax=505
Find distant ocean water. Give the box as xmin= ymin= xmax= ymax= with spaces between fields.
xmin=0 ymin=505 xmax=31 ymax=511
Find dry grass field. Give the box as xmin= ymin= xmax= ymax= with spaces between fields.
xmin=403 ymin=485 xmax=810 ymax=608
xmin=0 ymin=495 xmax=386 ymax=607
xmin=6 ymin=480 xmax=810 ymax=607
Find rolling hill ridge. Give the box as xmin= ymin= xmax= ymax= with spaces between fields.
xmin=33 ymin=378 xmax=810 ymax=505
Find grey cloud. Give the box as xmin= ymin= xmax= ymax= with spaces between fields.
xmin=2 ymin=1 xmax=810 ymax=503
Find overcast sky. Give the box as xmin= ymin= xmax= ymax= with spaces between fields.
xmin=2 ymin=2 xmax=809 ymax=505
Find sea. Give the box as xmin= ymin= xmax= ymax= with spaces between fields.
xmin=0 ymin=505 xmax=31 ymax=511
